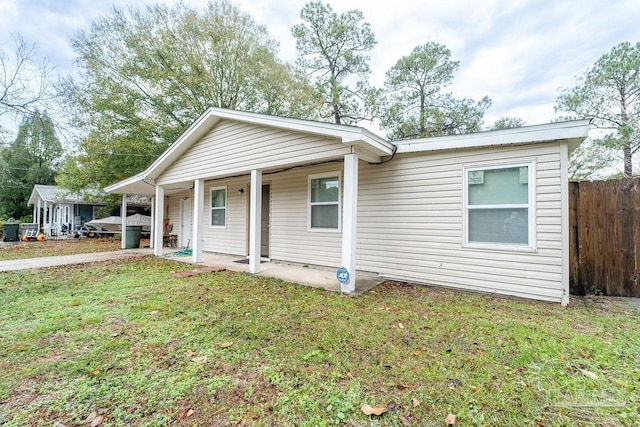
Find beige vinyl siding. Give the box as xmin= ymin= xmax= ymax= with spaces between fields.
xmin=268 ymin=163 xmax=342 ymax=267
xmin=202 ymin=176 xmax=248 ymax=256
xmin=357 ymin=142 xmax=565 ymax=303
xmin=166 ymin=190 xmax=191 ymax=245
xmin=157 ymin=120 xmax=350 ymax=185
xmin=191 ymin=166 xmax=342 ymax=265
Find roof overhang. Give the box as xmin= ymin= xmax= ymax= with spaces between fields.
xmin=394 ymin=119 xmax=591 ymax=154
xmin=105 ymin=108 xmax=395 ymax=195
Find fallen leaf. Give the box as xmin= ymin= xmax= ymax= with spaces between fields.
xmin=398 ymin=323 xmax=405 ymax=329
xmin=191 ymin=355 xmax=208 ymax=363
xmin=470 ymin=386 xmax=480 ymax=393
xmin=179 ymin=406 xmax=195 ymax=419
xmin=219 ymin=342 xmax=234 ymax=348
xmin=361 ymin=404 xmax=387 ymax=416
xmin=185 ymin=350 xmax=195 ymax=357
xmin=411 ymin=397 xmax=420 ymax=407
xmin=445 ymin=413 xmax=456 ymax=426
xmin=399 ymin=415 xmax=411 ymax=426
xmin=85 ymin=412 xmax=104 ymax=427
xmin=578 ymin=368 xmax=598 ymax=380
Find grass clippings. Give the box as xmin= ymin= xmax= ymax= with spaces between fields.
xmin=1 ymin=257 xmax=639 ymax=426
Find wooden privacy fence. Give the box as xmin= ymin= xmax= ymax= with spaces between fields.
xmin=569 ymin=178 xmax=640 ymax=297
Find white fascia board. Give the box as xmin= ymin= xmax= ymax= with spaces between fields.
xmin=104 ymin=172 xmax=152 ymax=195
xmin=208 ymin=107 xmax=394 ymax=155
xmin=395 ymin=120 xmax=591 ymax=154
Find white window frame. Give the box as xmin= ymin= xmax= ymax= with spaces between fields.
xmin=308 ymin=171 xmax=341 ymax=232
xmin=209 ymin=186 xmax=227 ymax=228
xmin=463 ymin=161 xmax=536 ymax=251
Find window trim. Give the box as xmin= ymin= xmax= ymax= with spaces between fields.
xmin=463 ymin=161 xmax=536 ymax=251
xmin=308 ymin=171 xmax=341 ymax=232
xmin=209 ymin=186 xmax=227 ymax=229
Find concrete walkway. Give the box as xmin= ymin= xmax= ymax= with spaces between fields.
xmin=0 ymin=248 xmax=383 ymax=294
xmin=0 ymin=248 xmax=152 ymax=272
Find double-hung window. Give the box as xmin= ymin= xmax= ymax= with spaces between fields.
xmin=464 ymin=163 xmax=534 ymax=248
xmin=309 ymin=173 xmax=341 ymax=231
xmin=210 ymin=187 xmax=227 ymax=227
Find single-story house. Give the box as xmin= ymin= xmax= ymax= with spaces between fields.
xmin=26 ymin=185 xmax=149 ymax=236
xmin=27 ymin=185 xmax=109 ymax=235
xmin=105 ymin=108 xmax=589 ymax=305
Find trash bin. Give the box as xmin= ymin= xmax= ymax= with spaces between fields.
xmin=3 ymin=223 xmax=20 ymax=242
xmin=124 ymin=225 xmax=142 ymax=249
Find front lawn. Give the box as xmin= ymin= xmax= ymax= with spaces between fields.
xmin=0 ymin=237 xmax=142 ymax=261
xmin=1 ymin=257 xmax=638 ymax=426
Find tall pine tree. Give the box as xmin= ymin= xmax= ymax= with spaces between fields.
xmin=0 ymin=111 xmax=62 ymax=219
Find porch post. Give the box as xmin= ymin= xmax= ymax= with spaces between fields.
xmin=149 ymin=196 xmax=155 ymax=249
xmin=121 ymin=194 xmax=128 ymax=249
xmin=36 ymin=198 xmax=41 ymax=227
xmin=44 ymin=201 xmax=49 ymax=233
xmin=154 ymin=186 xmax=165 ymax=256
xmin=341 ymin=153 xmax=359 ymax=293
xmin=192 ymin=179 xmax=204 ymax=263
xmin=249 ymin=169 xmax=262 ymax=274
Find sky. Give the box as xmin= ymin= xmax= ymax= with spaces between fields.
xmin=1 ymin=0 xmax=640 ymax=137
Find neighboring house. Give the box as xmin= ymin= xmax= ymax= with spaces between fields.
xmin=106 ymin=108 xmax=589 ymax=305
xmin=27 ymin=185 xmax=108 ymax=236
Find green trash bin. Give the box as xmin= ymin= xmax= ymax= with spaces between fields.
xmin=124 ymin=225 xmax=142 ymax=249
xmin=3 ymin=223 xmax=20 ymax=242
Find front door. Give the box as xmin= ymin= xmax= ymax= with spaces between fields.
xmin=261 ymin=185 xmax=270 ymax=258
xmin=180 ymin=197 xmax=192 ymax=248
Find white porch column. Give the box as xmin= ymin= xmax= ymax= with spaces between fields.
xmin=121 ymin=194 xmax=128 ymax=249
xmin=36 ymin=198 xmax=41 ymax=227
xmin=153 ymin=186 xmax=165 ymax=256
xmin=192 ymin=179 xmax=204 ymax=263
xmin=249 ymin=169 xmax=262 ymax=274
xmin=341 ymin=153 xmax=359 ymax=293
xmin=44 ymin=201 xmax=49 ymax=233
xmin=149 ymin=196 xmax=155 ymax=249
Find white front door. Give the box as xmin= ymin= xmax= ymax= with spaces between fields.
xmin=180 ymin=197 xmax=192 ymax=248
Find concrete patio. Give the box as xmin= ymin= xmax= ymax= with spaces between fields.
xmin=161 ymin=249 xmax=383 ymax=294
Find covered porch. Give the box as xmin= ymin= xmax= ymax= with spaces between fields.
xmin=104 ymin=108 xmax=396 ymax=294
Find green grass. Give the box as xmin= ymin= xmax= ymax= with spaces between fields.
xmin=1 ymin=257 xmax=639 ymax=426
xmin=0 ymin=237 xmax=129 ymax=260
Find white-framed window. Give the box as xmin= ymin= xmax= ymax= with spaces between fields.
xmin=308 ymin=172 xmax=341 ymax=231
xmin=464 ymin=162 xmax=535 ymax=249
xmin=210 ymin=186 xmax=227 ymax=227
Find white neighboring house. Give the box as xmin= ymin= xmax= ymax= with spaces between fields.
xmin=27 ymin=185 xmax=107 ymax=236
xmin=105 ymin=108 xmax=589 ymax=305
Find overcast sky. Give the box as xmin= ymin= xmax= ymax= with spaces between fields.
xmin=1 ymin=0 xmax=640 ymax=136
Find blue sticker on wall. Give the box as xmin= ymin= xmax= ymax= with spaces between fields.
xmin=336 ymin=267 xmax=350 ymax=284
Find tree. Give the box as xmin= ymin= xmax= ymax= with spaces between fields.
xmin=292 ymin=1 xmax=377 ymax=125
xmin=381 ymin=43 xmax=491 ymax=139
xmin=0 ymin=111 xmax=62 ymax=219
xmin=59 ymin=1 xmax=320 ymax=192
xmin=568 ymin=138 xmax=617 ymax=181
xmin=490 ymin=116 xmax=526 ymax=130
xmin=557 ymin=41 xmax=640 ymax=177
xmin=0 ymin=34 xmax=52 ymax=125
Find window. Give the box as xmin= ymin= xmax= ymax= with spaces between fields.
xmin=464 ymin=163 xmax=534 ymax=248
xmin=309 ymin=173 xmax=340 ymax=231
xmin=210 ymin=187 xmax=226 ymax=227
